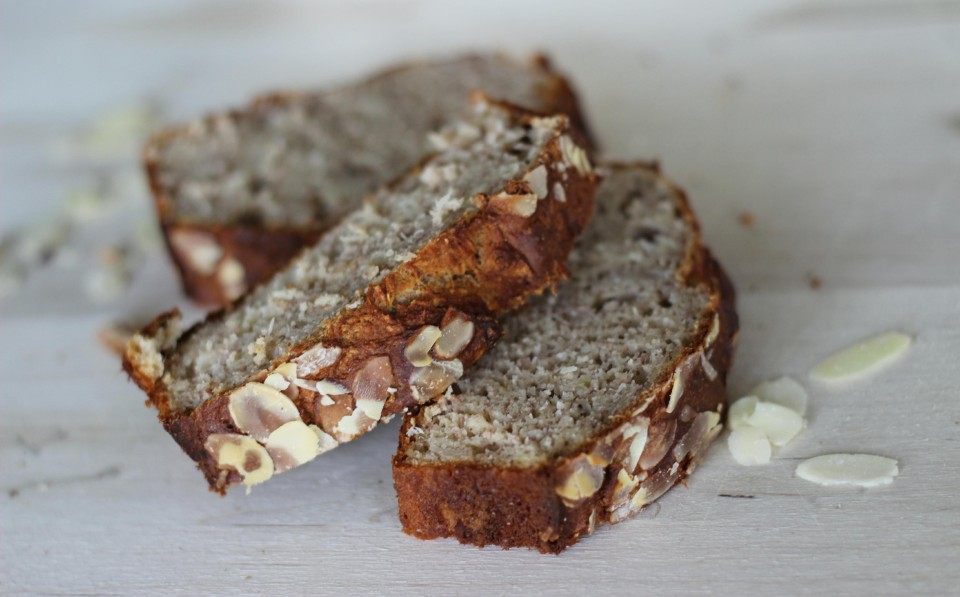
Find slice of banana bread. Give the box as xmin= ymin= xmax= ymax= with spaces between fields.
xmin=393 ymin=162 xmax=738 ymax=553
xmin=124 ymin=98 xmax=597 ymax=493
xmin=145 ymin=53 xmax=592 ymax=305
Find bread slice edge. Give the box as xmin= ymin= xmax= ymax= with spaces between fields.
xmin=392 ymin=162 xmax=739 ymax=553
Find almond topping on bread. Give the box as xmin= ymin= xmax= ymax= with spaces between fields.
xmin=490 ymin=192 xmax=538 ymax=217
xmin=264 ymin=421 xmax=323 ymax=473
xmin=227 ymin=383 xmax=300 ymax=442
xmin=404 ymin=327 xmax=442 ymax=367
xmin=125 ymin=99 xmax=598 ymax=493
xmin=393 ymin=164 xmax=738 ymax=552
xmin=205 ymin=434 xmax=274 ymax=487
xmin=409 ymin=359 xmax=464 ymax=403
xmin=433 ymin=317 xmax=475 ymax=359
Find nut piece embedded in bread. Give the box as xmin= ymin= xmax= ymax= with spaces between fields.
xmin=205 ymin=434 xmax=274 ymax=488
xmin=124 ymin=98 xmax=598 ymax=493
xmin=145 ymin=53 xmax=594 ymax=305
xmin=393 ymin=162 xmax=738 ymax=553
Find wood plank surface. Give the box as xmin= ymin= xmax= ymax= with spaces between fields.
xmin=2 ymin=1 xmax=958 ymax=594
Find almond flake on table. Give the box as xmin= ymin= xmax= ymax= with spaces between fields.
xmin=726 ymin=376 xmax=806 ymax=464
xmin=750 ymin=376 xmax=808 ymax=415
xmin=745 ymin=402 xmax=805 ymax=447
xmin=727 ymin=426 xmax=772 ymax=466
xmin=795 ymin=454 xmax=899 ymax=487
xmin=810 ymin=332 xmax=911 ymax=383
xmin=727 ymin=395 xmax=759 ymax=430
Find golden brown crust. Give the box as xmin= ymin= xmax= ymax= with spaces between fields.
xmin=392 ymin=163 xmax=739 ymax=553
xmin=143 ymin=53 xmax=595 ymax=306
xmin=125 ymin=101 xmax=599 ymax=493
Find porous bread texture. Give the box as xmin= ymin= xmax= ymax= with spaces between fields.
xmin=403 ymin=166 xmax=709 ymax=467
xmin=126 ymin=97 xmax=598 ymax=493
xmin=394 ymin=163 xmax=736 ymax=552
xmin=150 ymin=54 xmax=567 ymax=228
xmin=162 ymin=101 xmax=561 ymax=412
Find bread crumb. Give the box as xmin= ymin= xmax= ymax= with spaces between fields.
xmin=806 ymin=272 xmax=822 ymax=290
xmin=247 ymin=337 xmax=268 ymax=365
xmin=429 ymin=192 xmax=463 ymax=227
xmin=737 ymin=210 xmax=755 ymax=228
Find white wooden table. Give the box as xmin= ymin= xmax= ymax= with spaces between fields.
xmin=2 ymin=1 xmax=958 ymax=594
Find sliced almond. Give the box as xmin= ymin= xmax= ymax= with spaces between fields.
xmin=351 ymin=356 xmax=394 ymax=420
xmin=630 ymin=466 xmax=678 ymax=510
xmin=227 ymin=382 xmax=300 ymax=442
xmin=169 ymin=229 xmax=222 ymax=275
xmin=355 ymin=397 xmax=385 ymax=421
xmin=665 ymin=367 xmax=685 ymax=413
xmin=612 ymin=468 xmax=640 ymax=503
xmin=673 ymin=411 xmax=722 ymax=463
xmin=622 ymin=421 xmax=649 ymax=472
xmin=491 ymin=192 xmax=538 ymax=217
xmin=746 ymin=402 xmax=804 ymax=447
xmin=552 ymin=181 xmax=566 ymax=202
xmin=267 ymin=362 xmax=299 ymax=399
xmin=727 ymin=396 xmax=759 ymax=430
xmin=700 ymin=353 xmax=718 ymax=381
xmin=555 ymin=455 xmax=605 ymax=503
xmin=315 ymin=380 xmax=349 ymax=396
xmin=294 ymin=344 xmax=342 ymax=377
xmin=523 ymin=165 xmax=548 ymax=199
xmin=409 ymin=359 xmax=463 ymax=402
xmin=796 ymin=454 xmax=898 ymax=487
xmin=309 ymin=425 xmax=339 ymax=453
xmin=558 ymin=135 xmax=592 ymax=174
xmin=204 ymin=433 xmax=274 ymax=487
xmin=217 ymin=258 xmax=246 ymax=301
xmin=750 ymin=376 xmax=808 ymax=416
xmin=433 ymin=317 xmax=474 ymax=359
xmin=332 ymin=407 xmax=377 ymax=442
xmin=638 ymin=417 xmax=676 ymax=470
xmin=264 ymin=420 xmax=321 ymax=473
xmin=404 ymin=326 xmax=442 ymax=367
xmin=727 ymin=426 xmax=772 ymax=466
xmin=810 ymin=332 xmax=911 ymax=382
xmin=263 ymin=373 xmax=291 ymax=392
xmin=706 ymin=314 xmax=721 ymax=346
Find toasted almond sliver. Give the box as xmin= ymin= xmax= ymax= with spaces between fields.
xmin=523 ymin=165 xmax=548 ymax=199
xmin=796 ymin=454 xmax=898 ymax=487
xmin=227 ymin=383 xmax=300 ymax=442
xmin=309 ymin=425 xmax=339 ymax=453
xmin=404 ymin=326 xmax=442 ymax=367
xmin=810 ymin=332 xmax=911 ymax=382
xmin=205 ymin=433 xmax=274 ymax=487
xmin=623 ymin=421 xmax=649 ymax=472
xmin=409 ymin=359 xmax=463 ymax=401
xmin=491 ymin=192 xmax=538 ymax=217
xmin=264 ymin=421 xmax=321 ymax=473
xmin=295 ymin=344 xmax=342 ymax=377
xmin=665 ymin=367 xmax=684 ymax=413
xmin=315 ymin=380 xmax=349 ymax=396
xmin=433 ymin=317 xmax=474 ymax=359
xmin=263 ymin=373 xmax=291 ymax=392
